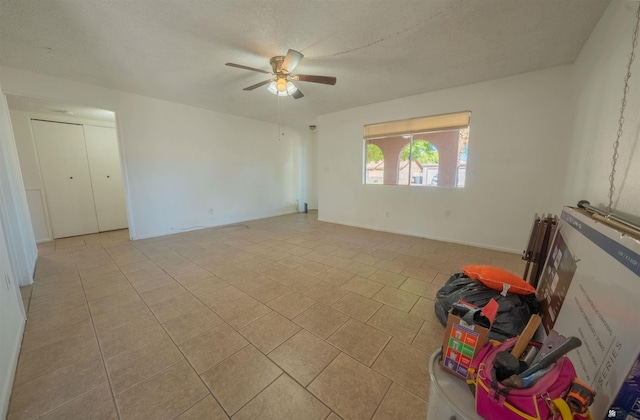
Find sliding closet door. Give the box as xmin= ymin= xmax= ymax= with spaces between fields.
xmin=31 ymin=120 xmax=99 ymax=238
xmin=84 ymin=125 xmax=128 ymax=231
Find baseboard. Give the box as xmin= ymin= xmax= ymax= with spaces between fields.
xmin=130 ymin=210 xmax=300 ymax=241
xmin=316 ymin=216 xmax=522 ymax=254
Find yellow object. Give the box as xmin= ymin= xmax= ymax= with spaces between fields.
xmin=551 ymin=398 xmax=593 ymax=420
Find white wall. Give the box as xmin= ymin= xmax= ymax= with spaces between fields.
xmin=10 ymin=110 xmax=116 ymax=241
xmin=306 ymin=128 xmax=319 ymax=210
xmin=117 ymin=95 xmax=301 ymax=238
xmin=562 ymin=0 xmax=640 ymax=222
xmin=1 ymin=67 xmax=305 ymax=240
xmin=318 ymin=66 xmax=572 ymax=252
xmin=0 ymin=82 xmax=29 ymax=420
xmin=291 ymin=124 xmax=318 ymax=212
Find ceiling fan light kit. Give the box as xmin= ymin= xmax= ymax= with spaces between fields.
xmin=226 ymin=49 xmax=336 ymax=99
xmin=267 ymin=78 xmax=297 ymax=96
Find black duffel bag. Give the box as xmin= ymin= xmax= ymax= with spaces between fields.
xmin=434 ymin=273 xmax=539 ymax=342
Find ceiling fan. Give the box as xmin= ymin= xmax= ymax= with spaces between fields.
xmin=225 ymin=49 xmax=336 ymax=99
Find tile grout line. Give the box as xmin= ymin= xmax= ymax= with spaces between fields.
xmin=83 ymin=245 xmax=175 ymax=396
xmin=365 ymin=335 xmax=432 ymax=404
xmin=75 ymin=243 xmax=125 ymax=420
xmin=110 ymin=359 xmax=184 ymax=399
xmin=127 ymin=232 xmax=311 ymax=418
xmin=116 ymin=245 xmax=262 ymax=415
xmin=16 ymin=241 xmax=127 ymax=418
xmin=369 ymin=377 xmax=394 ymax=420
xmin=103 ymin=246 xmax=230 ymax=418
xmin=220 ymin=371 xmax=285 ymax=418
xmin=169 ymin=392 xmax=211 ymax=419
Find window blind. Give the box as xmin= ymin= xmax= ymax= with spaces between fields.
xmin=364 ymin=111 xmax=470 ymax=139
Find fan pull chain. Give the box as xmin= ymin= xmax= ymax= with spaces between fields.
xmin=277 ymin=95 xmax=286 ymax=140
xmin=608 ymin=2 xmax=640 ymax=213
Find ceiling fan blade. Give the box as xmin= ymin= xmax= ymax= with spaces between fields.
xmin=295 ymin=74 xmax=337 ymax=85
xmin=226 ymin=62 xmax=272 ymax=74
xmin=292 ymin=89 xmax=304 ymax=99
xmin=243 ymin=79 xmax=272 ymax=91
xmin=282 ymin=49 xmax=303 ymax=73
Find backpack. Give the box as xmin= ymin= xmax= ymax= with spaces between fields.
xmin=467 ymin=337 xmax=591 ymax=420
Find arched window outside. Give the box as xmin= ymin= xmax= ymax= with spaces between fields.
xmin=365 ymin=144 xmax=384 ymax=184
xmin=399 ymin=140 xmax=439 ymax=185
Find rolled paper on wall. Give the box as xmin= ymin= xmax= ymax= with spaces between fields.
xmin=591 ymin=213 xmax=640 ymax=238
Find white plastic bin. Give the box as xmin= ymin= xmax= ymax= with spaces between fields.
xmin=427 ymin=351 xmax=483 ymax=420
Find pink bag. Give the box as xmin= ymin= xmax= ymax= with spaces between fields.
xmin=467 ymin=336 xmax=579 ymax=420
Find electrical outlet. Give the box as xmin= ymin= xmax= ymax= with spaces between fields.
xmin=208 ymin=208 xmax=214 ymax=215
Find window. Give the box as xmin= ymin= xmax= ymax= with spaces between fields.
xmin=363 ymin=111 xmax=470 ymax=187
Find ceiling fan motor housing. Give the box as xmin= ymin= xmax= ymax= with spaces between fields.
xmin=270 ymin=56 xmax=287 ymax=75
xmin=270 ymin=56 xmax=291 ymax=93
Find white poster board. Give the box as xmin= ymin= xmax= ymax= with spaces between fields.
xmin=536 ymin=207 xmax=640 ymax=419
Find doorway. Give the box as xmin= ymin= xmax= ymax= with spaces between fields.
xmin=5 ymin=95 xmax=129 ymax=241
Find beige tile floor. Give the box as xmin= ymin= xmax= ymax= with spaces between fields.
xmin=9 ymin=213 xmax=524 ymax=420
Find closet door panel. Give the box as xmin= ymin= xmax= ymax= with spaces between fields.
xmin=31 ymin=120 xmax=99 ymax=238
xmin=84 ymin=125 xmax=128 ymax=231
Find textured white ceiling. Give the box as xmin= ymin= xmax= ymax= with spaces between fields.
xmin=6 ymin=95 xmax=115 ymax=122
xmin=0 ymin=0 xmax=610 ymax=126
